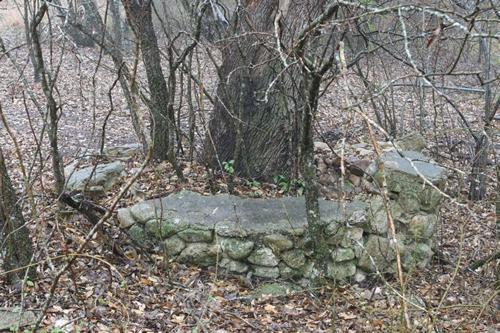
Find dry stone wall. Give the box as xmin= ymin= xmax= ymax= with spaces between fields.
xmin=117 ymin=150 xmax=447 ymax=282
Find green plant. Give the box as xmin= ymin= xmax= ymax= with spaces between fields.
xmin=246 ymin=179 xmax=261 ymax=189
xmin=222 ymin=160 xmax=235 ymax=175
xmin=273 ymin=175 xmax=305 ymax=195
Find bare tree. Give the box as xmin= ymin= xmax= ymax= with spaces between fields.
xmin=0 ymin=142 xmax=35 ymax=284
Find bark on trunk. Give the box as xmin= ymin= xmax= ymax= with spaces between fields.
xmin=0 ymin=146 xmax=35 ymax=283
xmin=206 ymin=1 xmax=310 ymax=179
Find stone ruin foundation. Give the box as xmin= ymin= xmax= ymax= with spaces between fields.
xmin=117 ymin=151 xmax=447 ymax=283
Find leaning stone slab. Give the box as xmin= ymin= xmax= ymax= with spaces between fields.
xmin=66 ymin=161 xmax=125 ymax=192
xmin=368 ymin=151 xmax=446 ymax=187
xmin=0 ymin=307 xmax=36 ymax=331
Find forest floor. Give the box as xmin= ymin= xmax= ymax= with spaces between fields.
xmin=0 ymin=21 xmax=499 ymax=332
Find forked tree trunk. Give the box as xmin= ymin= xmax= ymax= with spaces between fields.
xmin=0 ymin=146 xmax=35 ymax=283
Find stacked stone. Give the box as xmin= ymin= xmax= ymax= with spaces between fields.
xmin=117 ymin=149 xmax=446 ymax=283
xmin=358 ymin=150 xmax=447 ymax=277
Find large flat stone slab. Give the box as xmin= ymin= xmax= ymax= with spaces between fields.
xmin=118 ymin=190 xmax=367 ymax=235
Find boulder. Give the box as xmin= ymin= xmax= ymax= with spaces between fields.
xmin=66 ymin=161 xmax=125 ymax=193
xmin=178 ymin=243 xmax=220 ymax=266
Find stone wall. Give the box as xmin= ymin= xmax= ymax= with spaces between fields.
xmin=117 ymin=150 xmax=446 ymax=282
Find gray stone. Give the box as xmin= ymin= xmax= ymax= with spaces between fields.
xmin=177 ymin=243 xmax=220 ymax=267
xmin=401 ymin=242 xmax=429 ymax=270
xmin=396 ymin=133 xmax=426 ymax=152
xmin=314 ymin=141 xmax=331 ymax=152
xmin=220 ymin=238 xmax=254 ymax=260
xmin=215 ymin=221 xmax=248 ymax=237
xmin=104 ymin=143 xmax=142 ymax=158
xmin=117 ymin=208 xmax=136 ymax=228
xmin=278 ymin=262 xmax=302 ymax=279
xmin=161 ymin=236 xmax=185 ymax=256
xmin=128 ymin=224 xmax=147 ymax=245
xmin=130 ymin=203 xmax=158 ymax=224
xmin=281 ymin=249 xmax=306 ymax=269
xmin=371 ymin=210 xmax=389 ymax=234
xmin=409 ymin=214 xmax=436 ymax=241
xmin=327 ymin=261 xmax=356 ymax=280
xmin=66 ymin=161 xmax=125 ymax=192
xmin=145 ymin=219 xmax=179 ymax=239
xmin=331 ymin=248 xmax=355 ymax=262
xmin=120 ymin=190 xmax=366 ymax=237
xmin=368 ymin=151 xmax=446 ymax=190
xmin=177 ymin=228 xmax=213 ymax=243
xmin=247 ymin=248 xmax=279 ymax=267
xmin=349 ymin=210 xmax=368 ymax=226
xmin=220 ymin=258 xmax=248 ymax=273
xmin=340 ymin=227 xmax=364 ymax=248
xmin=263 ymin=234 xmax=294 ymax=252
xmin=0 ymin=307 xmax=36 ymax=331
xmin=358 ymin=235 xmax=396 ymax=272
xmin=354 ymin=269 xmax=367 ymax=283
xmin=252 ymin=266 xmax=280 ymax=279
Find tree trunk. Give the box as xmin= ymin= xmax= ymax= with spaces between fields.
xmin=122 ymin=0 xmax=170 ymax=160
xmin=205 ymin=1 xmax=306 ymax=179
xmin=0 ymin=146 xmax=35 ymax=283
xmin=31 ymin=4 xmax=66 ymax=195
xmin=110 ymin=0 xmax=123 ymax=51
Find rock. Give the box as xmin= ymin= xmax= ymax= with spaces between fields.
xmin=331 ymin=248 xmax=355 ymax=262
xmin=104 ymin=143 xmax=142 ymax=158
xmin=161 ymin=236 xmax=186 ymax=256
xmin=247 ymin=248 xmax=279 ymax=267
xmin=0 ymin=307 xmax=36 ymax=331
xmin=66 ymin=161 xmax=125 ymax=193
xmin=370 ymin=210 xmax=389 ymax=234
xmin=356 ymin=148 xmax=372 ymax=156
xmin=409 ymin=214 xmax=436 ymax=241
xmin=220 ymin=239 xmax=254 ymax=260
xmin=409 ymin=243 xmax=433 ymax=269
xmin=278 ymin=262 xmax=302 ymax=279
xmin=314 ymin=141 xmax=331 ymax=152
xmin=352 ymin=143 xmax=368 ymax=149
xmin=340 ymin=227 xmax=364 ymax=248
xmin=252 ymin=266 xmax=280 ymax=279
xmin=327 ymin=261 xmax=356 ymax=280
xmin=263 ymin=234 xmax=294 ymax=253
xmin=177 ymin=243 xmax=219 ymax=266
xmin=354 ymin=269 xmax=367 ymax=283
xmin=358 ymin=235 xmax=396 ymax=272
xmin=368 ymin=151 xmax=447 ymax=189
xmin=348 ymin=210 xmax=368 ymax=226
xmin=349 ymin=174 xmax=362 ymax=187
xmin=220 ymin=258 xmax=248 ymax=273
xmin=250 ymin=282 xmax=301 ymax=299
xmin=396 ymin=133 xmax=426 ymax=152
xmin=130 ymin=202 xmax=158 ymax=224
xmin=177 ymin=228 xmax=213 ymax=243
xmin=128 ymin=224 xmax=147 ymax=245
xmin=215 ymin=221 xmax=248 ymax=237
xmin=280 ymin=249 xmax=306 ymax=269
xmin=117 ymin=208 xmax=136 ymax=228
xmin=145 ymin=219 xmax=179 ymax=239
